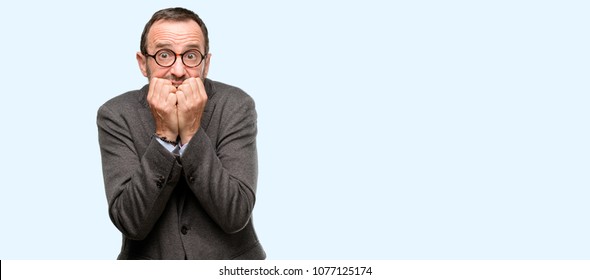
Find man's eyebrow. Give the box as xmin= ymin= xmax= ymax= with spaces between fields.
xmin=154 ymin=42 xmax=173 ymax=49
xmin=185 ymin=43 xmax=202 ymax=50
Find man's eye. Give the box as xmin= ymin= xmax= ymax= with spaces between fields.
xmin=159 ymin=52 xmax=171 ymax=59
xmin=186 ymin=53 xmax=196 ymax=60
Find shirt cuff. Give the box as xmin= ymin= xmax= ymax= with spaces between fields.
xmin=156 ymin=137 xmax=189 ymax=156
xmin=179 ymin=143 xmax=188 ymax=156
xmin=156 ymin=137 xmax=179 ymax=154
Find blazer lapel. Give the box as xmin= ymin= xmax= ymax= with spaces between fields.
xmin=136 ymin=85 xmax=156 ymax=154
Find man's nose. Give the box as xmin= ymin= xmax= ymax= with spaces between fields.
xmin=170 ymin=55 xmax=185 ymax=77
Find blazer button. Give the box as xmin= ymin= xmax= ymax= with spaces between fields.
xmin=156 ymin=176 xmax=165 ymax=188
xmin=181 ymin=226 xmax=188 ymax=235
xmin=188 ymin=176 xmax=195 ymax=183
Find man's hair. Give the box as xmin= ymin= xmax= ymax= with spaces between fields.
xmin=140 ymin=7 xmax=210 ymax=55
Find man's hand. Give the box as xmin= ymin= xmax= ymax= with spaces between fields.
xmin=176 ymin=77 xmax=208 ymax=145
xmin=147 ymin=77 xmax=179 ymax=142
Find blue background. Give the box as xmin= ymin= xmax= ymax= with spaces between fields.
xmin=0 ymin=0 xmax=588 ymax=259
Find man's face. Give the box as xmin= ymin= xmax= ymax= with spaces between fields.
xmin=137 ymin=20 xmax=210 ymax=87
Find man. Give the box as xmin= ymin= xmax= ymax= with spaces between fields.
xmin=97 ymin=7 xmax=265 ymax=260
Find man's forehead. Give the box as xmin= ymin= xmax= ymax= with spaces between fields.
xmin=147 ymin=20 xmax=204 ymax=47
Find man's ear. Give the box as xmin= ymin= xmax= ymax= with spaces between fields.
xmin=202 ymin=53 xmax=212 ymax=79
xmin=136 ymin=52 xmax=148 ymax=77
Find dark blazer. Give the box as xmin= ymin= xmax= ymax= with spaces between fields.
xmin=97 ymin=79 xmax=265 ymax=259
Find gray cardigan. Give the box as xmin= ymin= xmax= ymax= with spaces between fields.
xmin=97 ymin=79 xmax=265 ymax=259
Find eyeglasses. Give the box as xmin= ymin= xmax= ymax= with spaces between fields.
xmin=145 ymin=49 xmax=206 ymax=68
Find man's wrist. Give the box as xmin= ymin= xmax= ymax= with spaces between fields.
xmin=180 ymin=131 xmax=197 ymax=146
xmin=154 ymin=133 xmax=178 ymax=145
